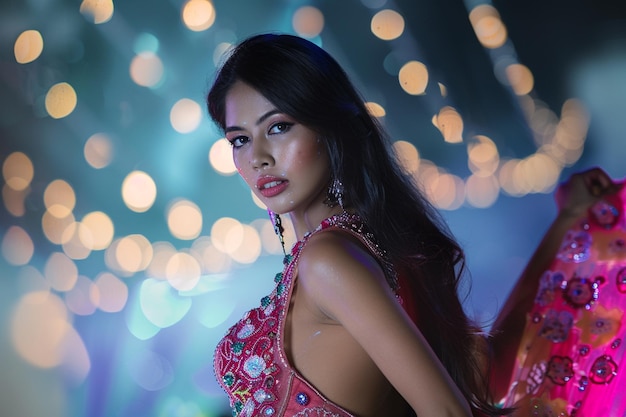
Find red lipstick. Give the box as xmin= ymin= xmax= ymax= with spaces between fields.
xmin=256 ymin=176 xmax=289 ymax=198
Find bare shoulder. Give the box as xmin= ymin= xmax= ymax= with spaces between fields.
xmin=298 ymin=229 xmax=385 ymax=285
xmin=296 ymin=229 xmax=394 ymax=319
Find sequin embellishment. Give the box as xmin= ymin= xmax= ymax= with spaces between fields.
xmin=590 ymin=199 xmax=621 ymax=229
xmin=296 ymin=392 xmax=310 ymax=406
xmin=589 ymin=355 xmax=618 ymax=384
xmin=556 ymin=231 xmax=592 ymax=263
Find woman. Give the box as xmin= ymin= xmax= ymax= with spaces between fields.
xmin=207 ymin=33 xmax=502 ymax=417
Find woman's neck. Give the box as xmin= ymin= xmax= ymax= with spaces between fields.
xmin=288 ymin=204 xmax=345 ymax=241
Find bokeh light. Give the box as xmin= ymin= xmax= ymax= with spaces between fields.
xmin=398 ymin=61 xmax=428 ymax=95
xmin=44 ymin=180 xmax=76 ymax=219
xmin=122 ymin=171 xmax=157 ymax=213
xmin=292 ymin=6 xmax=325 ymax=38
xmin=467 ymin=135 xmax=500 ymax=177
xmin=365 ymin=101 xmax=386 ymax=118
xmin=61 ymin=221 xmax=92 ymax=260
xmin=79 ymin=211 xmax=114 ymax=250
xmin=80 ymin=0 xmax=114 ymax=24
xmin=465 ymin=173 xmax=500 ymax=208
xmin=191 ymin=236 xmax=231 ymax=273
xmin=430 ymin=173 xmax=465 ymax=210
xmin=166 ymin=251 xmax=201 ymax=291
xmin=167 ymin=199 xmax=203 ymax=240
xmin=92 ymin=272 xmax=128 ymax=312
xmin=113 ymin=234 xmax=153 ymax=274
xmin=209 ymin=139 xmax=237 ymax=175
xmin=210 ymin=217 xmax=243 ymax=255
xmin=3 ymin=186 xmax=28 ymax=217
xmin=45 ymin=82 xmax=77 ymax=119
xmin=170 ymin=98 xmax=202 ymax=133
xmin=3 ymin=152 xmax=34 ymax=191
xmin=229 ymin=224 xmax=261 ymax=264
xmin=371 ymin=9 xmax=405 ymax=40
xmin=130 ymin=52 xmax=164 ymax=88
xmin=469 ymin=4 xmax=508 ymax=49
xmin=14 ymin=30 xmax=43 ymax=64
xmin=393 ymin=140 xmax=420 ymax=174
xmin=11 ymin=291 xmax=71 ymax=368
xmin=505 ymin=63 xmax=534 ymax=96
xmin=84 ymin=133 xmax=114 ymax=169
xmin=182 ymin=0 xmax=216 ymax=32
xmin=2 ymin=226 xmax=34 ymax=266
xmin=44 ymin=252 xmax=79 ymax=292
xmin=65 ymin=275 xmax=97 ymax=316
xmin=432 ymin=106 xmax=464 ymax=143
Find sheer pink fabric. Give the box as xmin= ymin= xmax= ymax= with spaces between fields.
xmin=502 ymin=182 xmax=626 ymax=416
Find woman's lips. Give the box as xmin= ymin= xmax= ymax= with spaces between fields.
xmin=257 ymin=178 xmax=289 ymax=197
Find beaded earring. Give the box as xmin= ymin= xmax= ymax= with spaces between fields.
xmin=323 ymin=178 xmax=344 ymax=208
xmin=268 ymin=209 xmax=287 ymax=257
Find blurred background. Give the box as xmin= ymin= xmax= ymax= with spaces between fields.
xmin=1 ymin=0 xmax=625 ymax=416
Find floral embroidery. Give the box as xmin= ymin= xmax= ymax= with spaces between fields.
xmin=546 ymin=356 xmax=574 ymax=385
xmin=578 ymin=305 xmax=623 ymax=347
xmin=237 ymin=323 xmax=255 ymax=339
xmin=224 ymin=372 xmax=235 ymax=387
xmin=561 ymin=275 xmax=601 ymax=309
xmin=539 ymin=309 xmax=574 ymax=343
xmin=243 ymin=355 xmax=266 ymax=378
xmin=590 ymin=199 xmax=620 ymax=229
xmin=535 ymin=271 xmax=565 ymax=306
xmin=254 ymin=388 xmax=274 ymax=403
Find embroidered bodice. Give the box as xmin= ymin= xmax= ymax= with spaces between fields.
xmin=213 ymin=212 xmax=400 ymax=417
xmin=502 ymin=182 xmax=626 ymax=417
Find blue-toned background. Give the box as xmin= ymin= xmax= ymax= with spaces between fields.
xmin=1 ymin=0 xmax=625 ymax=416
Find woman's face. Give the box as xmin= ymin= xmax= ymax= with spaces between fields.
xmin=223 ymin=81 xmax=331 ymax=216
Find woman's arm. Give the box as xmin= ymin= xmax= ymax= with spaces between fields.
xmin=299 ymin=231 xmax=472 ymax=417
xmin=489 ymin=167 xmax=621 ymax=401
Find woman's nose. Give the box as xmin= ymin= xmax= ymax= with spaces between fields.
xmin=250 ymin=138 xmax=274 ymax=169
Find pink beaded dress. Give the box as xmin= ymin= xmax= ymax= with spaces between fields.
xmin=502 ymin=181 xmax=626 ymax=416
xmin=213 ymin=212 xmax=410 ymax=417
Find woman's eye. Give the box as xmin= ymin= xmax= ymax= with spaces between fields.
xmin=268 ymin=122 xmax=293 ymax=135
xmin=228 ymin=136 xmax=248 ymax=148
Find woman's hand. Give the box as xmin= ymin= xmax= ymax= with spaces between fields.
xmin=555 ymin=167 xmax=622 ymax=218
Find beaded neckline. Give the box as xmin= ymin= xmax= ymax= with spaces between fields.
xmin=283 ymin=211 xmax=398 ymax=292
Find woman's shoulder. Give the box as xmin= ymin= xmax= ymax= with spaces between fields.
xmin=299 ymin=228 xmax=382 ymax=278
xmin=295 ymin=229 xmax=393 ymax=316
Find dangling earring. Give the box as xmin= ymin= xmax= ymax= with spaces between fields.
xmin=324 ymin=178 xmax=344 ymax=208
xmin=268 ymin=209 xmax=287 ymax=257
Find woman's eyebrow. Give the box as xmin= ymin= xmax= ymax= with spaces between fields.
xmin=224 ymin=109 xmax=281 ymax=133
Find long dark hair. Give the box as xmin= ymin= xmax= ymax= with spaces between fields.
xmin=207 ymin=33 xmax=503 ymax=416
